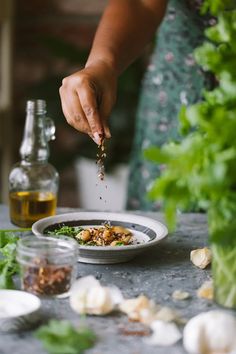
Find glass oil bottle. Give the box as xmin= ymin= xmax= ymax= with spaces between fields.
xmin=9 ymin=99 xmax=59 ymax=227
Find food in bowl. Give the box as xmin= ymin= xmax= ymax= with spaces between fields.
xmin=47 ymin=223 xmax=133 ymax=246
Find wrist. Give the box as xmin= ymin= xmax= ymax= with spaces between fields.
xmin=85 ymin=57 xmax=119 ymax=79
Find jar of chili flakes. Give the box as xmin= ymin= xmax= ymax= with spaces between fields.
xmin=16 ymin=236 xmax=78 ymax=297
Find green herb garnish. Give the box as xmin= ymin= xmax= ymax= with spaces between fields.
xmin=47 ymin=226 xmax=83 ymax=238
xmin=35 ymin=320 xmax=96 ymax=354
xmin=115 ymin=242 xmax=125 ymax=246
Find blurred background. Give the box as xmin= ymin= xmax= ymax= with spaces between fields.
xmin=0 ymin=0 xmax=150 ymax=210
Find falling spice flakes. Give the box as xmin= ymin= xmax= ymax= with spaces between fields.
xmin=96 ymin=137 xmax=106 ymax=181
xmin=95 ymin=136 xmax=108 ymax=205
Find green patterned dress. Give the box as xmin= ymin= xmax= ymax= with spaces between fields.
xmin=127 ymin=0 xmax=214 ymax=210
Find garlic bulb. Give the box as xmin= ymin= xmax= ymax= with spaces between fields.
xmin=70 ymin=275 xmax=123 ymax=315
xmin=183 ymin=310 xmax=236 ymax=354
xmin=190 ymin=247 xmax=212 ymax=269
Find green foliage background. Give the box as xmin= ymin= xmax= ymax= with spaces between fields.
xmin=144 ymin=0 xmax=236 ymax=245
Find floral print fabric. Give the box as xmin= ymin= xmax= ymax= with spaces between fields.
xmin=126 ymin=0 xmax=214 ymax=211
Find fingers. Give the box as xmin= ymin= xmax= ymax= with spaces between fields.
xmin=60 ymin=77 xmax=104 ymax=145
xmin=59 ymin=69 xmax=115 ymax=145
xmin=60 ymin=83 xmax=91 ymax=134
xmin=68 ymin=92 xmax=91 ymax=134
xmin=76 ymin=82 xmax=104 ymax=144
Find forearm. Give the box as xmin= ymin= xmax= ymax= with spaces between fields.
xmin=86 ymin=0 xmax=167 ymax=76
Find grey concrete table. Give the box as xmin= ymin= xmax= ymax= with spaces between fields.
xmin=0 ymin=205 xmax=217 ymax=354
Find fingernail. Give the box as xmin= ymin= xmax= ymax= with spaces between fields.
xmin=93 ymin=132 xmax=101 ymax=145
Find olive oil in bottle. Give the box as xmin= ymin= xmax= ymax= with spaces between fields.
xmin=9 ymin=99 xmax=59 ymax=227
xmin=9 ymin=191 xmax=57 ymax=228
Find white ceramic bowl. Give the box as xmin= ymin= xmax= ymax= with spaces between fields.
xmin=32 ymin=211 xmax=168 ymax=264
xmin=0 ymin=290 xmax=41 ymax=332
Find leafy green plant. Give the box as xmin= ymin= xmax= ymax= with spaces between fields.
xmin=0 ymin=230 xmax=24 ymax=289
xmin=144 ymin=0 xmax=236 ymax=244
xmin=35 ymin=320 xmax=96 ymax=354
xmin=145 ymin=0 xmax=236 ymax=308
xmin=0 ymin=228 xmax=31 ymax=289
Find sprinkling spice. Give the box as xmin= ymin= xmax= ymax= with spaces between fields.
xmin=96 ymin=136 xmax=106 ymax=181
xmin=22 ymin=257 xmax=73 ymax=296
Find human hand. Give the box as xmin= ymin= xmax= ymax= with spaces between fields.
xmin=59 ymin=60 xmax=117 ymax=145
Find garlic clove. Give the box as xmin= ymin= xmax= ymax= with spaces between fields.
xmin=70 ymin=275 xmax=123 ymax=315
xmin=172 ymin=290 xmax=190 ymax=300
xmin=183 ymin=310 xmax=236 ymax=354
xmin=190 ymin=247 xmax=212 ymax=269
xmin=144 ymin=320 xmax=182 ymax=346
xmin=197 ymin=280 xmax=213 ymax=300
xmin=71 ymin=275 xmax=100 ymax=291
xmin=85 ymin=286 xmax=114 ymax=315
xmin=108 ymin=286 xmax=124 ymax=306
xmin=154 ymin=306 xmax=184 ymax=324
xmin=119 ymin=295 xmax=157 ymax=324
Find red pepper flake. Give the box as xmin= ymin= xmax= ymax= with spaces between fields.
xmin=22 ymin=257 xmax=72 ymax=296
xmin=118 ymin=326 xmax=151 ymax=337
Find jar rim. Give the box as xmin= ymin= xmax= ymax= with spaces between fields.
xmin=17 ymin=235 xmax=78 ymax=258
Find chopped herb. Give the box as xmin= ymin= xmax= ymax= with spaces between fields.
xmin=115 ymin=242 xmax=125 ymax=246
xmin=47 ymin=226 xmax=83 ymax=238
xmin=35 ymin=320 xmax=96 ymax=354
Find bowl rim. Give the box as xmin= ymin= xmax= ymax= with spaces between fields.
xmin=32 ymin=211 xmax=168 ymax=251
xmin=0 ymin=290 xmax=41 ymax=319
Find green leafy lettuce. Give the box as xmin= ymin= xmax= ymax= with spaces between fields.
xmin=144 ymin=0 xmax=236 ymax=245
xmin=0 ymin=230 xmax=20 ymax=289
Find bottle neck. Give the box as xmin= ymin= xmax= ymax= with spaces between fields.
xmin=20 ymin=100 xmax=54 ymax=163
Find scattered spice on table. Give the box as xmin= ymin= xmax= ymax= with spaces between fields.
xmin=118 ymin=325 xmax=151 ymax=337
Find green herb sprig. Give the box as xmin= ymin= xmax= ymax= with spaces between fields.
xmin=35 ymin=320 xmax=96 ymax=354
xmin=47 ymin=226 xmax=83 ymax=238
xmin=0 ymin=229 xmax=30 ymax=289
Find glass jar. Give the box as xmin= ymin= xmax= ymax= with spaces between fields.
xmin=16 ymin=236 xmax=78 ymax=297
xmin=9 ymin=99 xmax=59 ymax=227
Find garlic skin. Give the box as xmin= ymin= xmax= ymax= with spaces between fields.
xmin=70 ymin=275 xmax=123 ymax=315
xmin=119 ymin=295 xmax=157 ymax=324
xmin=119 ymin=295 xmax=183 ymax=325
xmin=190 ymin=247 xmax=212 ymax=269
xmin=183 ymin=310 xmax=236 ymax=354
xmin=155 ymin=306 xmax=183 ymax=324
xmin=144 ymin=320 xmax=182 ymax=346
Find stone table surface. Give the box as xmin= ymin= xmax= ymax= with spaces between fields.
xmin=0 ymin=205 xmax=218 ymax=354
